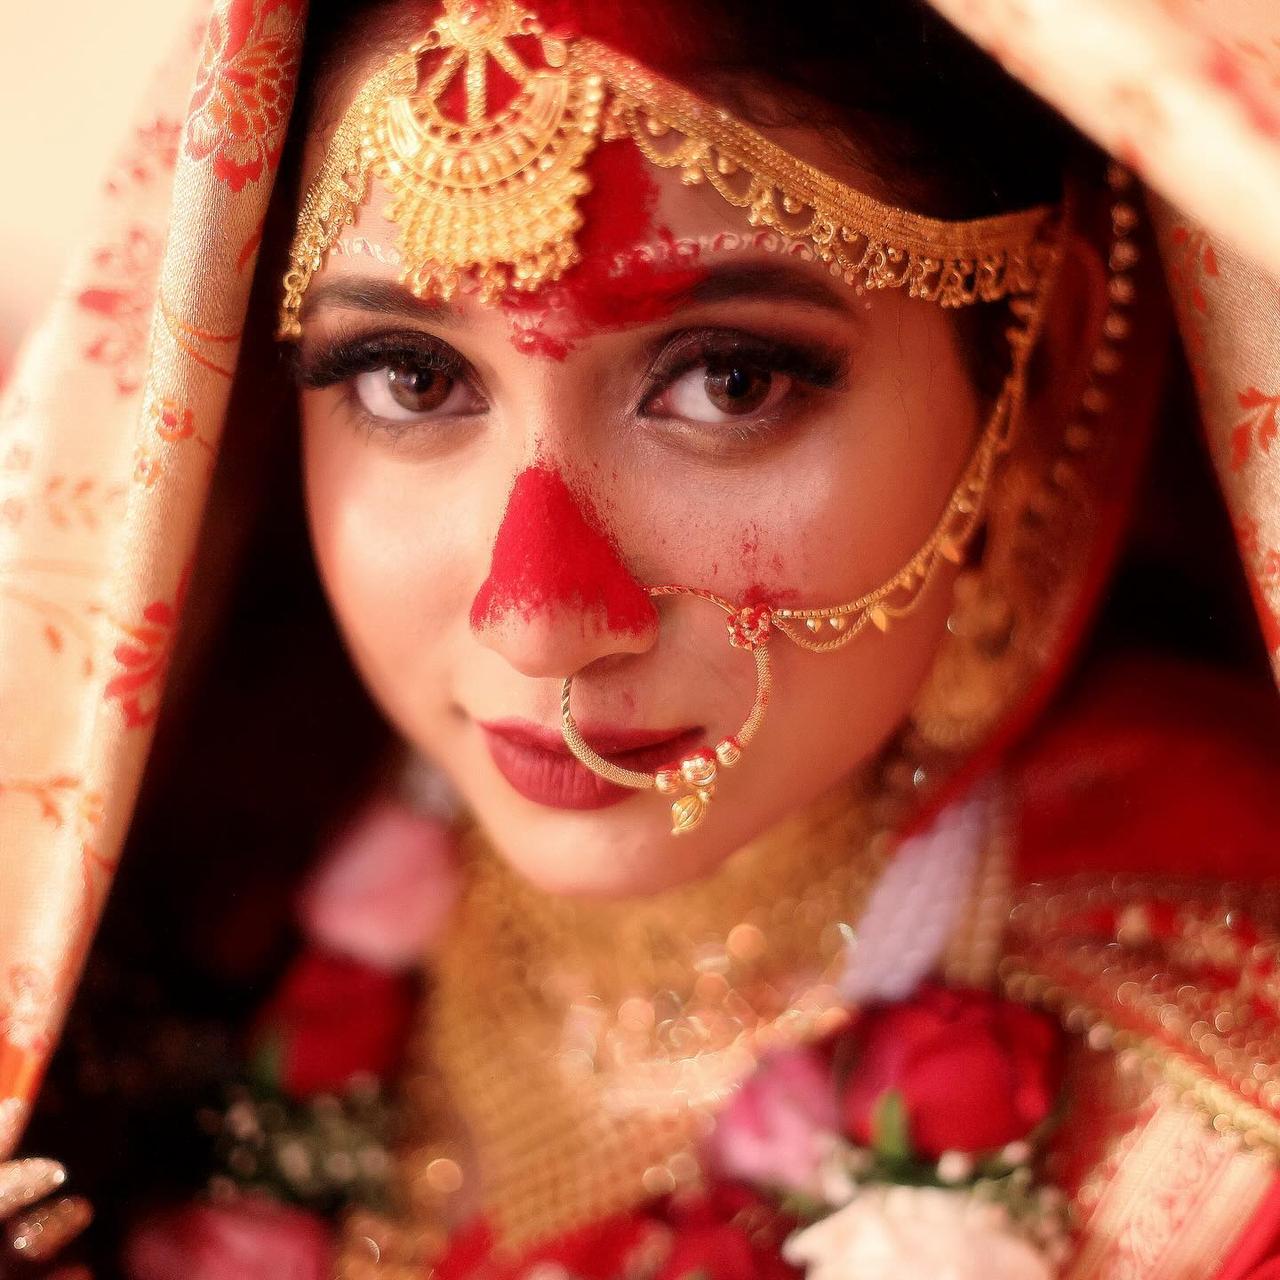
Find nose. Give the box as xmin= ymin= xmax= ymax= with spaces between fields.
xmin=469 ymin=463 xmax=659 ymax=679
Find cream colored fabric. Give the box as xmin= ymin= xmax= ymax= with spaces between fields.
xmin=0 ymin=0 xmax=302 ymax=1150
xmin=925 ymin=0 xmax=1280 ymax=279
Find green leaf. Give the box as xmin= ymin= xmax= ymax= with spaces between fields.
xmin=870 ymin=1089 xmax=914 ymax=1164
xmin=247 ymin=1030 xmax=285 ymax=1093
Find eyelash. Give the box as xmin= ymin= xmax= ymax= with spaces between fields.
xmin=295 ymin=326 xmax=846 ymax=441
xmin=638 ymin=330 xmax=845 ymax=431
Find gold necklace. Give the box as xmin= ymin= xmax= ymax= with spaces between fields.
xmin=338 ymin=772 xmax=921 ymax=1278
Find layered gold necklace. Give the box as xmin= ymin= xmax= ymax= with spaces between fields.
xmin=338 ymin=772 xmax=931 ymax=1276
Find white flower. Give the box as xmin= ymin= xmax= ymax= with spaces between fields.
xmin=1001 ymin=1141 xmax=1033 ymax=1167
xmin=936 ymin=1150 xmax=975 ymax=1184
xmin=783 ymin=1185 xmax=1056 ymax=1280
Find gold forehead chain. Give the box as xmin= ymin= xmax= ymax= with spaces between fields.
xmin=278 ymin=0 xmax=1060 ymax=338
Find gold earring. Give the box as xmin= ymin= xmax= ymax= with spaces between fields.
xmin=909 ymin=559 xmax=1020 ymax=751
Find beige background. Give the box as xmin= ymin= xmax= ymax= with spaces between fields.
xmin=0 ymin=2 xmax=186 ymax=357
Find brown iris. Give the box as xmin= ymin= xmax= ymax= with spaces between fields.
xmin=704 ymin=364 xmax=773 ymax=416
xmin=386 ymin=365 xmax=454 ymax=414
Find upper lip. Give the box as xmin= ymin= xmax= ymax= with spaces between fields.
xmin=478 ymin=718 xmax=700 ymax=757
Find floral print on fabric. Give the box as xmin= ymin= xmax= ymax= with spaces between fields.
xmin=75 ymin=225 xmax=163 ymax=397
xmin=185 ymin=0 xmax=304 ymax=192
xmin=104 ymin=583 xmax=185 ymax=729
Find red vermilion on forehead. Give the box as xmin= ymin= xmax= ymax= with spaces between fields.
xmin=469 ymin=464 xmax=658 ymax=635
xmin=500 ymin=142 xmax=708 ymax=358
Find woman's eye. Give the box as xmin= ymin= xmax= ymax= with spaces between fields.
xmin=652 ymin=362 xmax=793 ymax=424
xmin=352 ymin=364 xmax=476 ymax=421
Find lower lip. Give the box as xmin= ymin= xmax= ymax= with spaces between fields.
xmin=480 ymin=725 xmax=703 ymax=811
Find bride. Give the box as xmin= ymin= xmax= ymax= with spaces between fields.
xmin=2 ymin=0 xmax=1280 ymax=1275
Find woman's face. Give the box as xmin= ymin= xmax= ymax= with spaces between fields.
xmin=296 ymin=67 xmax=981 ymax=897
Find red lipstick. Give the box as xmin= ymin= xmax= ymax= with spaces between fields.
xmin=478 ymin=718 xmax=702 ymax=810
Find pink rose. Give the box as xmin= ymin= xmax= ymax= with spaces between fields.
xmin=299 ymin=798 xmax=459 ymax=970
xmin=124 ymin=1198 xmax=331 ymax=1280
xmin=706 ymin=1048 xmax=839 ymax=1197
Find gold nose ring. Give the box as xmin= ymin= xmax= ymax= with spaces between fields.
xmin=560 ymin=586 xmax=773 ymax=835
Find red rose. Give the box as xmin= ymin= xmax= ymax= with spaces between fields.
xmin=254 ymin=948 xmax=417 ymax=1097
xmin=655 ymin=1185 xmax=800 ymax=1280
xmin=838 ymin=983 xmax=1064 ymax=1159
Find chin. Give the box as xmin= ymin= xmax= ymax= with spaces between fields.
xmin=475 ymin=798 xmax=751 ymax=900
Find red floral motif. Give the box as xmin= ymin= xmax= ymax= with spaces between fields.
xmin=837 ymin=983 xmax=1065 ymax=1160
xmin=1167 ymin=223 xmax=1220 ymax=316
xmin=1204 ymin=40 xmax=1280 ymax=140
xmin=185 ymin=0 xmax=303 ymax=192
xmin=42 ymin=475 xmax=125 ymax=530
xmin=104 ymin=582 xmax=185 ymax=727
xmin=133 ymin=450 xmax=164 ymax=490
xmin=132 ymin=393 xmax=217 ymax=489
xmin=728 ymin=604 xmax=773 ymax=650
xmin=0 ymin=559 xmax=105 ymax=673
xmin=105 ymin=117 xmax=182 ymax=196
xmin=0 ymin=775 xmax=90 ymax=829
xmin=1165 ymin=222 xmax=1221 ymax=391
xmin=76 ymin=225 xmax=162 ymax=396
xmin=1230 ymin=386 xmax=1280 ymax=471
xmin=1236 ymin=517 xmax=1280 ymax=652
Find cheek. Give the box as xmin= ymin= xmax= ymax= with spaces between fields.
xmin=633 ymin=308 xmax=978 ymax=607
xmin=300 ymin=411 xmax=468 ymax=698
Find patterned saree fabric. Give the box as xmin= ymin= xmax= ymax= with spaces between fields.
xmin=0 ymin=0 xmax=1278 ymax=1166
xmin=930 ymin=0 xmax=1280 ymax=685
xmin=0 ymin=0 xmax=304 ymax=1151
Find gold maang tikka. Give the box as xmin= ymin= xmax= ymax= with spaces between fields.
xmin=280 ymin=0 xmax=1064 ymax=835
xmin=278 ymin=0 xmax=1061 ymax=337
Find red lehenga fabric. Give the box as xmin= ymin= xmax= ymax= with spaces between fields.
xmin=2 ymin=0 xmax=1280 ymax=1276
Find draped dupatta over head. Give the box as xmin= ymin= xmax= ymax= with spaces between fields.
xmin=1 ymin=0 xmax=1280 ymax=1176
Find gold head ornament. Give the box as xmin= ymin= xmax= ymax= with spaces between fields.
xmin=278 ymin=0 xmax=1062 ymax=337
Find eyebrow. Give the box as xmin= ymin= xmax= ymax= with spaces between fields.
xmin=299 ymin=277 xmax=458 ymax=325
xmin=676 ymin=262 xmax=857 ymax=317
xmin=299 ymin=259 xmax=857 ymax=326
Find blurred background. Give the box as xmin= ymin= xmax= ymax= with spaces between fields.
xmin=0 ymin=1 xmax=186 ymax=364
